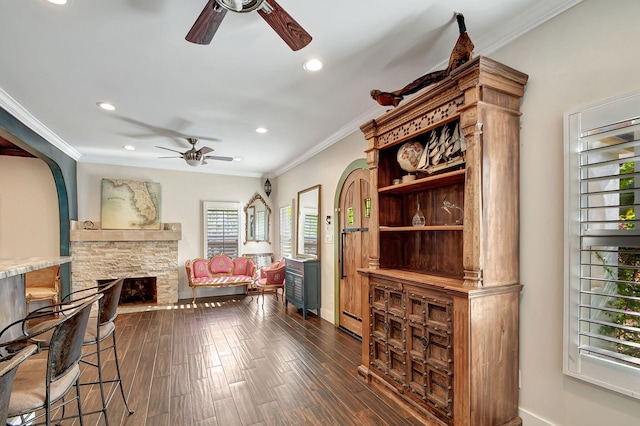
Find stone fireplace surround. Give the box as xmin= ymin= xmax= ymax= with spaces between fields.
xmin=70 ymin=221 xmax=181 ymax=305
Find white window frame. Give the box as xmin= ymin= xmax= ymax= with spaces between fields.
xmin=202 ymin=201 xmax=241 ymax=258
xmin=564 ymin=90 xmax=640 ymax=399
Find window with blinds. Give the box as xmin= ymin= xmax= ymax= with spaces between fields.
xmin=202 ymin=201 xmax=240 ymax=258
xmin=279 ymin=205 xmax=293 ymax=258
xmin=565 ymin=91 xmax=640 ymax=399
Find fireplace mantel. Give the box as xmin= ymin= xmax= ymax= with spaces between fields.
xmin=70 ymin=221 xmax=181 ymax=242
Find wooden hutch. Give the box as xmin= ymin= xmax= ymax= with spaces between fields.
xmin=358 ymin=56 xmax=528 ymax=425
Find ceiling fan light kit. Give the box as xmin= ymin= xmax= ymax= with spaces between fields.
xmin=157 ymin=137 xmax=233 ymax=167
xmin=217 ymin=0 xmax=243 ymax=12
xmin=184 ymin=151 xmax=204 ymax=167
xmin=186 ymin=0 xmax=312 ymax=51
xmin=218 ymin=0 xmax=268 ymax=13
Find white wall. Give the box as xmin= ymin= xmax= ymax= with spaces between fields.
xmin=76 ymin=163 xmax=273 ymax=300
xmin=490 ymin=0 xmax=640 ymax=424
xmin=0 ymin=156 xmax=59 ymax=257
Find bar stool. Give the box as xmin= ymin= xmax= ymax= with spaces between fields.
xmin=0 ymin=344 xmax=38 ymax=424
xmin=28 ymin=278 xmax=134 ymax=424
xmin=0 ymin=295 xmax=99 ymax=425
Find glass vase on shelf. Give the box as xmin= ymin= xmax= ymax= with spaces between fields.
xmin=412 ymin=201 xmax=426 ymax=226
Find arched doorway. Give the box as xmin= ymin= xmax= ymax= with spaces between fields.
xmin=336 ymin=166 xmax=370 ymax=337
xmin=0 ymin=108 xmax=77 ymax=295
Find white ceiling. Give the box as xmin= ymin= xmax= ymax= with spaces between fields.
xmin=0 ymin=0 xmax=581 ymax=177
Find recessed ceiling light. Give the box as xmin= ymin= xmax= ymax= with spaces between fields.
xmin=255 ymin=127 xmax=268 ymax=134
xmin=123 ymin=145 xmax=135 ymax=151
xmin=233 ymin=157 xmax=242 ymax=162
xmin=303 ymin=58 xmax=323 ymax=72
xmin=97 ymin=102 xmax=116 ymax=111
xmin=47 ymin=0 xmax=67 ymax=4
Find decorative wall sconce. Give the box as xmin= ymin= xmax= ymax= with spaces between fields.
xmin=264 ymin=178 xmax=272 ymax=197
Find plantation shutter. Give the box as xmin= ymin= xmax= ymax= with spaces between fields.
xmin=255 ymin=210 xmax=266 ymax=240
xmin=304 ymin=214 xmax=318 ymax=255
xmin=565 ymin=91 xmax=640 ymax=398
xmin=576 ymin=121 xmax=640 ymax=367
xmin=204 ymin=203 xmax=239 ymax=258
xmin=280 ymin=206 xmax=293 ymax=257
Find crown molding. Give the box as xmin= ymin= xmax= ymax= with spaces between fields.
xmin=0 ymin=87 xmax=82 ymax=160
xmin=272 ymin=106 xmax=380 ymax=177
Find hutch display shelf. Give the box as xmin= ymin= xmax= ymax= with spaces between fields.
xmin=358 ymin=56 xmax=527 ymax=426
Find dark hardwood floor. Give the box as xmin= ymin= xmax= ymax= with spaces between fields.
xmin=72 ymin=294 xmax=426 ymax=426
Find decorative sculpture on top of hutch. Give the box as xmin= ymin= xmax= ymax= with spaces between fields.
xmin=358 ymin=56 xmax=528 ymax=426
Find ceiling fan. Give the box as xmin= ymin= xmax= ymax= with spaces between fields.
xmin=157 ymin=138 xmax=233 ymax=167
xmin=186 ymin=0 xmax=312 ymax=51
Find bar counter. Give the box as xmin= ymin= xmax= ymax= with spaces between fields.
xmin=0 ymin=256 xmax=72 ymax=279
xmin=1 ymin=256 xmax=72 ymax=344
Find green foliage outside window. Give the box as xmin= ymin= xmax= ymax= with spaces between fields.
xmin=599 ymin=161 xmax=640 ymax=361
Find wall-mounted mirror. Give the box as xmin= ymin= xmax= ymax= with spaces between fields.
xmin=245 ymin=193 xmax=271 ymax=243
xmin=296 ymin=185 xmax=320 ymax=259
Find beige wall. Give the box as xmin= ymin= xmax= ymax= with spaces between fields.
xmin=76 ymin=163 xmax=273 ymax=300
xmin=274 ymin=130 xmax=368 ymax=320
xmin=0 ymin=156 xmax=59 ymax=257
xmin=490 ymin=0 xmax=639 ymax=424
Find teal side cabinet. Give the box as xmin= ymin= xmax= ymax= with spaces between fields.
xmin=284 ymin=258 xmax=320 ymax=319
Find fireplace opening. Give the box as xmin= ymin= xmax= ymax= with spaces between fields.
xmin=98 ymin=276 xmax=157 ymax=305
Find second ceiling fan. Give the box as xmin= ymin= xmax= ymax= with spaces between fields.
xmin=157 ymin=138 xmax=233 ymax=167
xmin=186 ymin=0 xmax=312 ymax=51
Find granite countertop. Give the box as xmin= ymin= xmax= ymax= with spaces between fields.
xmin=0 ymin=257 xmax=72 ymax=279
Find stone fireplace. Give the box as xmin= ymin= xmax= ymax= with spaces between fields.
xmin=70 ymin=221 xmax=181 ymax=305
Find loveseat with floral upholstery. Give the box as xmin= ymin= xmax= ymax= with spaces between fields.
xmin=185 ymin=254 xmax=256 ymax=303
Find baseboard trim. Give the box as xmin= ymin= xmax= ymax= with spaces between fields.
xmin=519 ymin=408 xmax=556 ymax=426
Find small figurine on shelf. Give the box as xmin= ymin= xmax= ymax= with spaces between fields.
xmin=441 ymin=200 xmax=463 ymax=225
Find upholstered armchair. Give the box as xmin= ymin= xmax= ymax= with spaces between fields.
xmin=254 ymin=259 xmax=286 ymax=303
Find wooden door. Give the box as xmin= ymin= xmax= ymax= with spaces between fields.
xmin=338 ymin=168 xmax=370 ymax=337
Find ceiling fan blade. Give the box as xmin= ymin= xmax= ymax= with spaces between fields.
xmin=204 ymin=155 xmax=234 ymax=162
xmin=158 ymin=156 xmax=184 ymax=159
xmin=198 ymin=146 xmax=214 ymax=155
xmin=156 ymin=146 xmax=185 ymax=154
xmin=186 ymin=0 xmax=228 ymax=45
xmin=257 ymin=0 xmax=312 ymax=51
